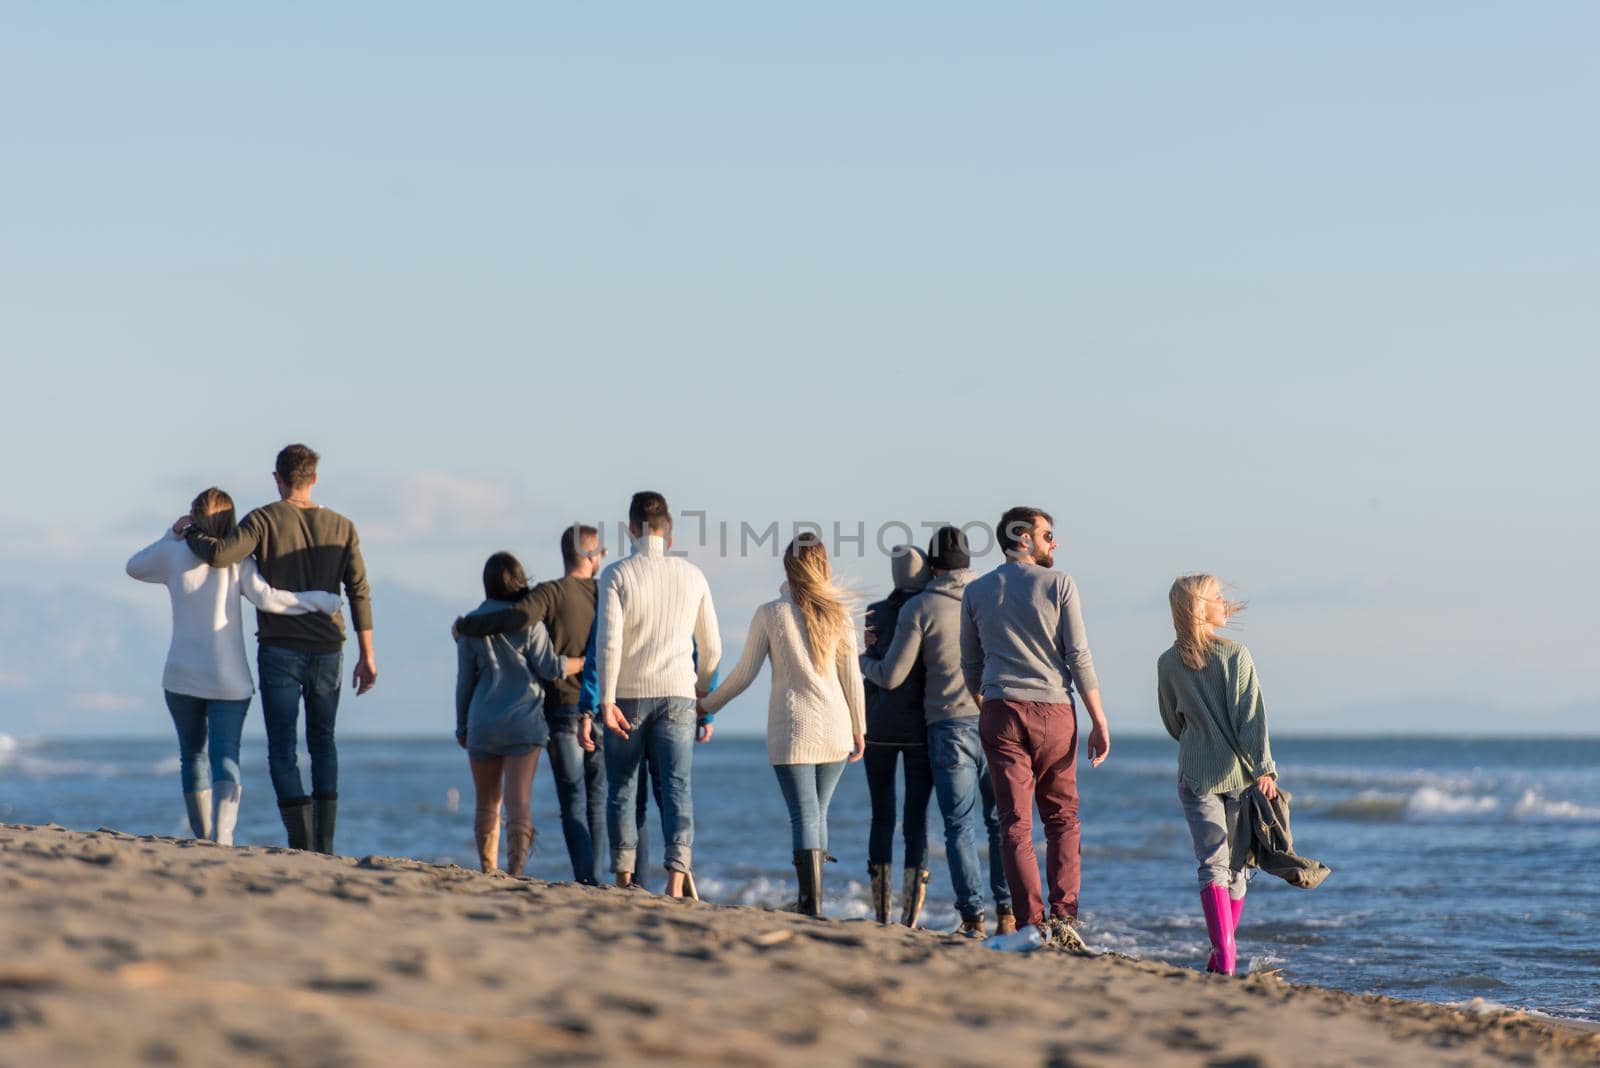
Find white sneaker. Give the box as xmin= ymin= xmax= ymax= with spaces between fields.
xmin=984 ymin=923 xmax=1050 ymax=953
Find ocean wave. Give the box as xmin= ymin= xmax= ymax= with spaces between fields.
xmin=1510 ymin=790 xmax=1600 ymax=823
xmin=1321 ymin=786 xmax=1600 ymax=824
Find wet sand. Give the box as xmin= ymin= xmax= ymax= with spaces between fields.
xmin=1 ymin=823 xmax=1595 ymax=1067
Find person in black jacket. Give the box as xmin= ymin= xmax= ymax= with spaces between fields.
xmin=860 ymin=545 xmax=933 ymax=925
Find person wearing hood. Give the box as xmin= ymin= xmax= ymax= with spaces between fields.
xmin=858 ymin=545 xmax=935 ymax=926
xmin=862 ymin=526 xmax=1014 ymax=936
xmin=697 ymin=537 xmax=866 ymax=918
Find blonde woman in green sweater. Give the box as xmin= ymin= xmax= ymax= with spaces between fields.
xmin=1157 ymin=574 xmax=1278 ymax=977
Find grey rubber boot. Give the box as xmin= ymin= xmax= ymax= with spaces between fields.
xmin=312 ymin=797 xmax=338 ymax=855
xmin=278 ymin=799 xmax=313 ymax=850
xmin=184 ymin=789 xmax=213 ymax=840
xmin=792 ymin=849 xmax=824 ymax=918
xmin=213 ymin=783 xmax=242 ymax=846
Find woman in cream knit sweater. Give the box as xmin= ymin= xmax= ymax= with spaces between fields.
xmin=697 ymin=538 xmax=866 ymax=916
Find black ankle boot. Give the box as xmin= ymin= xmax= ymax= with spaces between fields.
xmin=311 ymin=796 xmax=338 ymax=855
xmin=792 ymin=849 xmax=824 ymax=917
xmin=278 ymin=799 xmax=313 ymax=850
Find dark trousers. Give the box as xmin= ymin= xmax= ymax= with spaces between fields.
xmin=863 ymin=742 xmax=933 ymax=869
xmin=257 ymin=645 xmax=343 ymax=804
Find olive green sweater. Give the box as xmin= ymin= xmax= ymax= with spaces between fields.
xmin=185 ymin=500 xmax=371 ymax=653
xmin=1157 ymin=638 xmax=1276 ymax=795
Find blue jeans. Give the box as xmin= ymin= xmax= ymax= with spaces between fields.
xmin=164 ymin=691 xmax=250 ymax=794
xmin=929 ymin=717 xmax=1011 ymax=919
xmin=603 ymin=696 xmax=695 ymax=875
xmin=773 ymin=760 xmax=848 ymax=852
xmin=257 ymin=645 xmax=343 ymax=804
xmin=547 ymin=705 xmax=608 ymax=885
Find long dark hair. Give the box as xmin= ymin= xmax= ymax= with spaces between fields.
xmin=482 ymin=551 xmax=529 ymax=601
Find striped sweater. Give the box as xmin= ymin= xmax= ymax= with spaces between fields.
xmin=1157 ymin=638 xmax=1277 ymax=795
xmin=595 ymin=535 xmax=722 ymax=705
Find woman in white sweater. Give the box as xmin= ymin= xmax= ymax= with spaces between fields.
xmin=127 ymin=488 xmax=341 ymax=846
xmin=697 ymin=538 xmax=866 ymax=916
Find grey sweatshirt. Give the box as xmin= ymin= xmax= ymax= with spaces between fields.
xmin=860 ymin=569 xmax=979 ymax=723
xmin=959 ymin=559 xmax=1099 ymax=705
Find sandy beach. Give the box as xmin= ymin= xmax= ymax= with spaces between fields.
xmin=1 ymin=824 xmax=1594 ymax=1068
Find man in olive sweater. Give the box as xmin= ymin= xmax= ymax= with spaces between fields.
xmin=182 ymin=444 xmax=375 ymax=853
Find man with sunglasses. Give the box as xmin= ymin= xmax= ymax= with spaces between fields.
xmin=453 ymin=524 xmax=610 ymax=883
xmin=960 ymin=506 xmax=1111 ymax=953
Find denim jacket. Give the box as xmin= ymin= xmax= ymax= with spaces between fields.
xmin=455 ymin=599 xmax=565 ymax=753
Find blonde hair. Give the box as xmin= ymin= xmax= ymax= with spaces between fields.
xmin=1168 ymin=573 xmax=1245 ymax=670
xmin=783 ymin=538 xmax=853 ymax=672
xmin=189 ymin=487 xmax=237 ymax=540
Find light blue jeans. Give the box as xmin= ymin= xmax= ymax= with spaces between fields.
xmin=773 ymin=760 xmax=848 ymax=852
xmin=604 ymin=696 xmax=696 ymax=875
xmin=164 ymin=691 xmax=250 ymax=794
xmin=1178 ymin=780 xmax=1250 ymax=898
xmin=928 ymin=717 xmax=1011 ymax=919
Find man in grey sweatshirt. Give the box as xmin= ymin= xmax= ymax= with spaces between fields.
xmin=861 ymin=526 xmax=1014 ymax=937
xmin=960 ymin=506 xmax=1111 ymax=951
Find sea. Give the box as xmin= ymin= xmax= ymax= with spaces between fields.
xmin=2 ymin=733 xmax=1596 ymax=1024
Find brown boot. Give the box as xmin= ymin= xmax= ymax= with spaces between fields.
xmin=505 ymin=819 xmax=534 ymax=877
xmin=869 ymin=864 xmax=893 ymax=924
xmin=958 ymin=913 xmax=986 ymax=939
xmin=900 ymin=868 xmax=930 ymax=928
xmin=996 ymin=905 xmax=1018 ymax=935
xmin=475 ymin=806 xmax=501 ymax=873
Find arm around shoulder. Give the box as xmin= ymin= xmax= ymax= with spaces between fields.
xmin=184 ymin=509 xmax=262 ymax=568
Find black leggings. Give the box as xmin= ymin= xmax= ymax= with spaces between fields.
xmin=864 ymin=743 xmax=933 ymax=868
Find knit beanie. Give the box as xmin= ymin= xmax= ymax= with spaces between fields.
xmin=927 ymin=526 xmax=971 ymax=571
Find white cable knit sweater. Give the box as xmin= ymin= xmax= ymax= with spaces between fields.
xmin=698 ymin=589 xmax=866 ymax=766
xmin=126 ymin=530 xmax=342 ymax=700
xmin=595 ymin=535 xmax=722 ymax=705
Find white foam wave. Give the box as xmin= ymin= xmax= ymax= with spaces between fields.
xmin=1324 ymin=785 xmax=1600 ymax=824
xmin=1405 ymin=786 xmax=1499 ymax=818
xmin=1510 ymin=790 xmax=1600 ymax=823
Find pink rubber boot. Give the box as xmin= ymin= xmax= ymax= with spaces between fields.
xmin=1201 ymin=885 xmax=1236 ymax=975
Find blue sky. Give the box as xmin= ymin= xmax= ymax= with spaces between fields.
xmin=2 ymin=4 xmax=1596 ymax=737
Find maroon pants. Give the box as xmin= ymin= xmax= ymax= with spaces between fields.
xmin=978 ymin=698 xmax=1081 ymax=927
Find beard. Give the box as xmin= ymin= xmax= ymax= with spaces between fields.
xmin=1035 ymin=546 xmax=1055 ymax=568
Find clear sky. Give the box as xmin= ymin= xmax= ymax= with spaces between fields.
xmin=2 ymin=4 xmax=1596 ymax=737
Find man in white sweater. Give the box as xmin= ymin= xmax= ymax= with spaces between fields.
xmin=596 ymin=491 xmax=722 ymax=896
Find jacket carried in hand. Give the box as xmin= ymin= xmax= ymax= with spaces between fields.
xmin=1229 ymin=785 xmax=1332 ymax=889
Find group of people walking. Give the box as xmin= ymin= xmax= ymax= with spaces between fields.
xmin=130 ymin=443 xmax=1308 ymax=977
